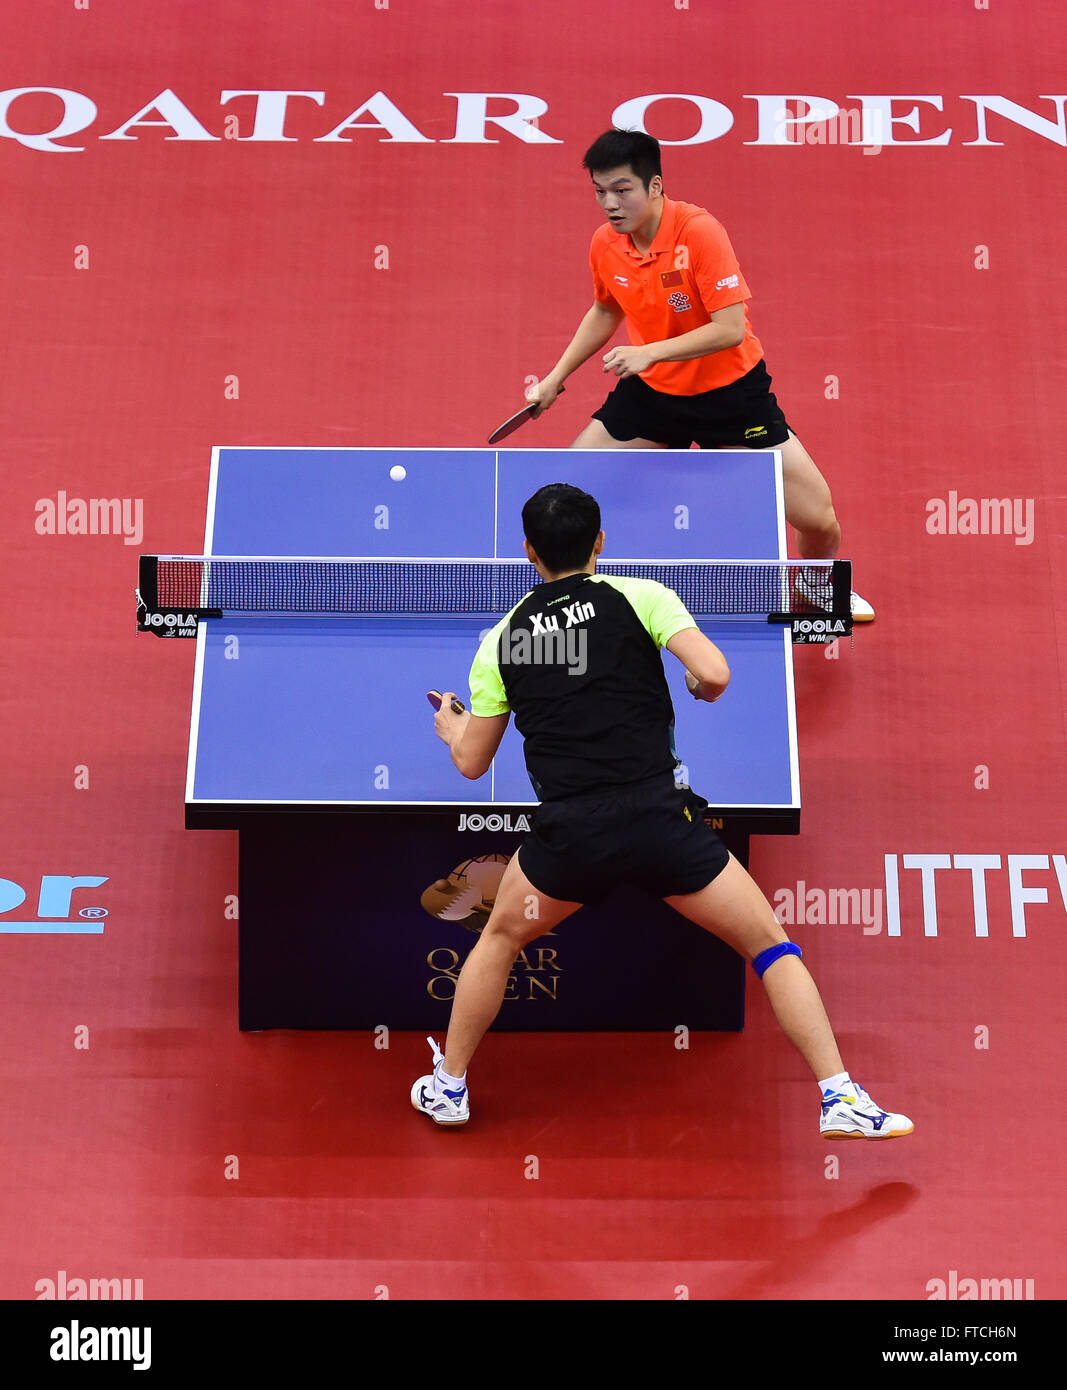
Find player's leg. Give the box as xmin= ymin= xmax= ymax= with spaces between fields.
xmin=413 ymin=790 xmax=611 ymax=1124
xmin=665 ymin=855 xmax=912 ymax=1137
xmin=411 ymin=854 xmax=582 ymax=1123
xmin=443 ymin=854 xmax=581 ymax=1075
xmin=760 ymin=430 xmax=876 ymax=619
xmin=666 ymin=854 xmax=844 ymax=1078
xmin=765 ymin=432 xmax=875 ymax=620
xmin=774 ymin=431 xmax=841 ymax=559
xmin=686 ymin=361 xmax=872 ymax=616
xmin=571 ymin=418 xmax=667 ymax=449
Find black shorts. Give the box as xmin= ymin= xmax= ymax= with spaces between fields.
xmin=592 ymin=358 xmax=791 ymax=450
xmin=517 ymin=773 xmax=731 ymax=905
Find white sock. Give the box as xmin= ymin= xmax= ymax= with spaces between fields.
xmin=437 ymin=1066 xmax=466 ymax=1092
xmin=818 ymin=1071 xmax=854 ymax=1097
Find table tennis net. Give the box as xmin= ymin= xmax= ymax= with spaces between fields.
xmin=139 ymin=555 xmax=851 ymax=620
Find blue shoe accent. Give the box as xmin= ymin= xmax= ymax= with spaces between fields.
xmin=820 ymin=1090 xmax=851 ymax=1115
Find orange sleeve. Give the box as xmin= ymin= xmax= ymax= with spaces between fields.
xmin=687 ymin=215 xmax=752 ymax=314
xmin=589 ymin=230 xmax=622 ymax=310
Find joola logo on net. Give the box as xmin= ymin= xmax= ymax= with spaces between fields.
xmin=0 ymin=875 xmax=110 ymax=933
xmin=792 ymin=618 xmax=847 ymax=642
xmin=143 ymin=611 xmax=199 ymax=636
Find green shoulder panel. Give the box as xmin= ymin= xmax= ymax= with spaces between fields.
xmin=467 ymin=600 xmax=523 ymax=716
xmin=588 ymin=574 xmax=697 ymax=647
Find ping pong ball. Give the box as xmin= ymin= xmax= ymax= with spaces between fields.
xmin=390 ymin=465 xmax=407 ymax=481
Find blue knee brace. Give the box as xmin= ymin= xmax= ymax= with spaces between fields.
xmin=752 ymin=941 xmax=803 ymax=978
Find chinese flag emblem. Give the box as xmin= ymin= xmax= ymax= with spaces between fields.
xmin=660 ymin=270 xmax=684 ymax=288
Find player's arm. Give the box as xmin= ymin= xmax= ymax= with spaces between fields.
xmin=527 ymin=300 xmax=625 ymax=414
xmin=664 ymin=627 xmax=731 ymax=703
xmin=603 ymin=304 xmax=744 ymax=377
xmin=648 ymin=302 xmax=745 ymax=362
xmin=610 ymin=577 xmax=729 ymax=702
xmin=433 ymin=698 xmax=510 ymax=779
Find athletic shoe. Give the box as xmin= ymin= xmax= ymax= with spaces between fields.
xmin=410 ymin=1036 xmax=469 ymax=1126
xmin=795 ymin=568 xmax=875 ymax=623
xmin=794 ymin=565 xmax=833 ymax=610
xmin=850 ymin=590 xmax=875 ymax=622
xmin=820 ymin=1082 xmax=913 ymax=1139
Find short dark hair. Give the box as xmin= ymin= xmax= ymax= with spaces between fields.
xmin=582 ymin=129 xmax=662 ymax=192
xmin=522 ymin=484 xmax=601 ymax=574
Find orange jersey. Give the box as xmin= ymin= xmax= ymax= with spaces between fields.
xmin=589 ymin=197 xmax=765 ymax=395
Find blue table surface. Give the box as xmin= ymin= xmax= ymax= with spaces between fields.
xmin=187 ymin=448 xmax=798 ymax=815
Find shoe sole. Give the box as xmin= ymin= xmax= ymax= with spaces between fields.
xmin=821 ymin=1124 xmax=914 ymax=1139
xmin=411 ymin=1098 xmax=469 ymax=1126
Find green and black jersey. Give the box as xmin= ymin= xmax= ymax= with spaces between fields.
xmin=468 ymin=572 xmax=697 ymax=802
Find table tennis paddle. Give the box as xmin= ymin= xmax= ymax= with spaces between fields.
xmin=487 ymin=386 xmax=564 ymax=444
xmin=427 ymin=690 xmax=466 ymax=714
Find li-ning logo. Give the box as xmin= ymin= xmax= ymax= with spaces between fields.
xmin=667 ymin=291 xmax=692 ymax=312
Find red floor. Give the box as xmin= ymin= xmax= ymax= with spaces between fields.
xmin=1 ymin=0 xmax=1065 ymax=1300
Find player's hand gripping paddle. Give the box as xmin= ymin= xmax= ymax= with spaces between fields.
xmin=487 ymin=386 xmax=564 ymax=444
xmin=427 ymin=690 xmax=466 ymax=714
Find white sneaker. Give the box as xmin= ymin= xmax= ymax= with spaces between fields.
xmin=850 ymin=590 xmax=875 ymax=622
xmin=794 ymin=565 xmax=833 ymax=610
xmin=410 ymin=1036 xmax=470 ymax=1126
xmin=820 ymin=1082 xmax=913 ymax=1140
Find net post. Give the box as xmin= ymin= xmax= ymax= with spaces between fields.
xmin=830 ymin=560 xmax=852 ymax=622
xmin=138 ymin=555 xmax=159 ymax=610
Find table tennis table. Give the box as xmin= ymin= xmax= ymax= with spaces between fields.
xmin=175 ymin=446 xmax=809 ymax=1031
